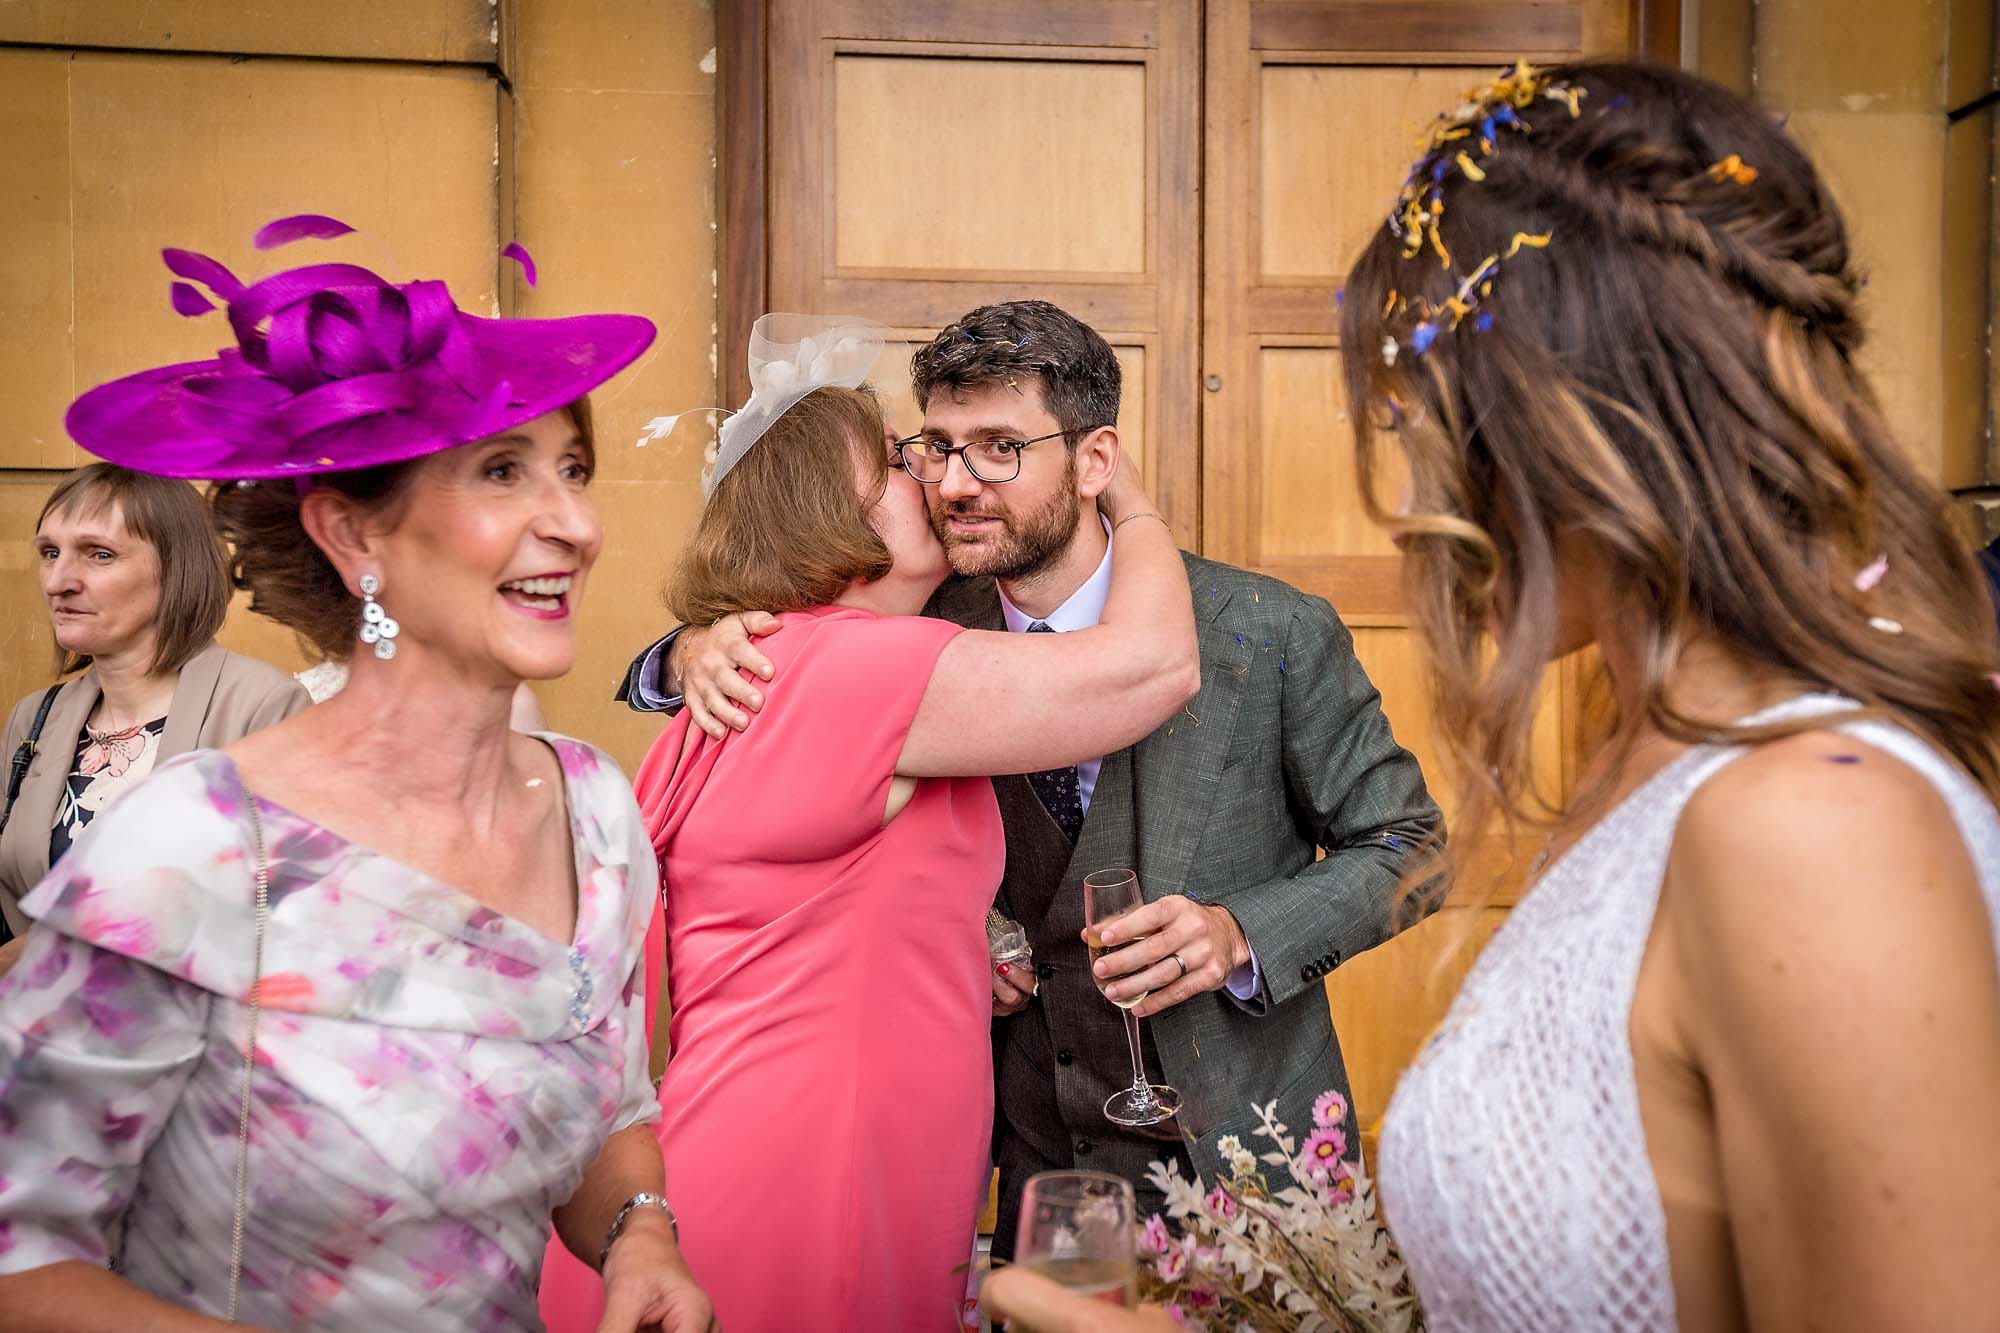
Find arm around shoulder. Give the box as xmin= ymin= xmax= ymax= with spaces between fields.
xmin=1666 ymin=736 xmax=2000 ymax=1330
xmin=899 ymin=509 xmax=1200 ymax=778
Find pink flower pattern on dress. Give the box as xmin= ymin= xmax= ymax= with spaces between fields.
xmin=0 ymin=742 xmax=658 ymax=1331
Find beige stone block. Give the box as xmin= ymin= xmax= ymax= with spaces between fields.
xmin=1790 ymin=110 xmax=1947 ymax=477
xmin=512 ymin=87 xmax=717 ymax=487
xmin=1942 ymin=108 xmax=1993 ymax=488
xmin=514 ymin=0 xmax=716 ymax=95
xmin=0 ymin=0 xmax=495 ymax=64
xmin=0 ymin=52 xmax=80 ymax=470
xmin=0 ymin=476 xmax=63 ymax=721
xmin=1946 ymin=0 xmax=1997 ymax=110
xmin=1757 ymin=0 xmax=1948 ymax=114
xmin=64 ymin=55 xmax=501 ymax=436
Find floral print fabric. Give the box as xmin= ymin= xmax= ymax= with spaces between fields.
xmin=48 ymin=716 xmax=166 ymax=865
xmin=0 ymin=739 xmax=657 ymax=1331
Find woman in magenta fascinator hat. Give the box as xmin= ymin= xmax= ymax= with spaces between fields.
xmin=0 ymin=216 xmax=715 ymax=1332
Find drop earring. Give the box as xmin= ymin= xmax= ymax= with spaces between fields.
xmin=357 ymin=573 xmax=401 ymax=660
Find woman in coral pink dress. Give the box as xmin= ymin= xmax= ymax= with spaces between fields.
xmin=540 ymin=316 xmax=1198 ymax=1331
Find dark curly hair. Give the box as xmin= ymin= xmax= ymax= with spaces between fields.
xmin=909 ymin=300 xmax=1120 ymax=442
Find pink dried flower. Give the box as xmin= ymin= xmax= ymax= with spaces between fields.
xmin=1312 ymin=1089 xmax=1350 ymax=1128
xmin=1165 ymin=1304 xmax=1189 ymax=1327
xmin=1142 ymin=1213 xmax=1172 ymax=1255
xmin=1301 ymin=1124 xmax=1349 ymax=1179
xmin=1205 ymin=1185 xmax=1239 ymax=1220
xmin=1158 ymin=1237 xmax=1192 ymax=1282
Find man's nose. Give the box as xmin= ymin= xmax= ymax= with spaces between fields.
xmin=937 ymin=451 xmax=982 ymax=502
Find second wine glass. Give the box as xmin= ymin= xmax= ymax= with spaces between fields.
xmin=1081 ymin=868 xmax=1182 ymax=1127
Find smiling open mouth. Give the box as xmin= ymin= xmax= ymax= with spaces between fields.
xmin=499 ymin=574 xmax=574 ymax=616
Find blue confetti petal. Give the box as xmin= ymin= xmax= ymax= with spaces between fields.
xmin=1474 ymin=311 xmax=1494 ymax=332
xmin=1234 ymin=632 xmax=1247 ymax=644
xmin=1409 ymin=322 xmax=1438 ymax=354
xmin=1278 ymin=658 xmax=1288 ymax=674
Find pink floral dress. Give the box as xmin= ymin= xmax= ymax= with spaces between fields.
xmin=0 ymin=740 xmax=658 ymax=1331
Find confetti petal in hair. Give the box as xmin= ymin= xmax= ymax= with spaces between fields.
xmin=1868 ymin=615 xmax=1904 ymax=635
xmin=170 ymin=282 xmax=216 ymax=317
xmin=501 ymin=242 xmax=538 ymax=287
xmin=1474 ymin=311 xmax=1495 ymax=332
xmin=1381 ymin=336 xmax=1400 ymax=367
xmin=1853 ymin=554 xmax=1888 ymax=591
xmin=1456 ymin=151 xmax=1487 ymax=181
xmin=1428 ymin=226 xmax=1451 ymax=268
xmin=1988 ymin=673 xmax=2000 ymax=693
xmin=1705 ymin=154 xmax=1759 ymax=185
xmin=1505 ymin=231 xmax=1552 ymax=257
xmin=161 ymin=247 xmax=244 ymax=299
xmin=1409 ymin=322 xmax=1438 ymax=355
xmin=252 ymin=213 xmax=357 ymax=250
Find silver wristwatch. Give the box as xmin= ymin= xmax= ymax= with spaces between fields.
xmin=599 ymin=1190 xmax=677 ymax=1267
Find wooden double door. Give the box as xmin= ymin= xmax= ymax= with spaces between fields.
xmin=725 ymin=0 xmax=1636 ymax=1141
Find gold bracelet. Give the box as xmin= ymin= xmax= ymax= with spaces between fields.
xmin=1112 ymin=510 xmax=1171 ymax=534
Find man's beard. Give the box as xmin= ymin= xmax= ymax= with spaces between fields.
xmin=929 ymin=457 xmax=1083 ymax=581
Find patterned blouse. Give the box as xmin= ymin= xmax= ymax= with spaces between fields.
xmin=0 ymin=738 xmax=659 ymax=1331
xmin=48 ymin=716 xmax=166 ymax=866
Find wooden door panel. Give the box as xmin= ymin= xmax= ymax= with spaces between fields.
xmin=762 ymin=0 xmax=1201 ymax=540
xmin=832 ymin=55 xmax=1149 ymax=277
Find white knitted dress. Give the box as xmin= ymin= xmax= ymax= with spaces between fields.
xmin=1377 ymin=695 xmax=2000 ymax=1330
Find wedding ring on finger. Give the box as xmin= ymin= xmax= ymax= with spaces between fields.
xmin=1171 ymin=951 xmax=1189 ymax=980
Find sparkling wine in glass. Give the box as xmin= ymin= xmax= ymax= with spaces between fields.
xmin=1082 ymin=868 xmax=1183 ymax=1127
xmin=1011 ymin=1170 xmax=1139 ymax=1312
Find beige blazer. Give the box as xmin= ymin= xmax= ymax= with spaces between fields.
xmin=0 ymin=642 xmax=310 ymax=932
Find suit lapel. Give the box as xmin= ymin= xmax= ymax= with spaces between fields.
xmin=159 ymin=642 xmax=228 ymax=760
xmin=1133 ymin=566 xmax=1253 ymax=902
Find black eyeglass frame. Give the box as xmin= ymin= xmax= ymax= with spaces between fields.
xmin=892 ymin=427 xmax=1108 ymax=484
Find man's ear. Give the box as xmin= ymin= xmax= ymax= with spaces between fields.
xmin=1073 ymin=426 xmax=1120 ymax=500
xmin=298 ymin=489 xmax=378 ymax=597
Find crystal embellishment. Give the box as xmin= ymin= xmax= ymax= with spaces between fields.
xmin=568 ymin=947 xmax=594 ymax=1027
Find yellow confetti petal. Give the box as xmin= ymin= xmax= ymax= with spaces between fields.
xmin=1456 ymin=151 xmax=1487 ymax=181
xmin=1429 ymin=225 xmax=1451 ymax=268
xmin=1505 ymin=231 xmax=1552 ymax=257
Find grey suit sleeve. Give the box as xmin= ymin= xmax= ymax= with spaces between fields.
xmin=1220 ymin=594 xmax=1444 ymax=1013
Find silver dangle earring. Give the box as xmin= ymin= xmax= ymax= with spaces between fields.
xmin=357 ymin=573 xmax=401 ymax=661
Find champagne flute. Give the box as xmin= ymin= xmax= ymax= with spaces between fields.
xmin=1011 ymin=1170 xmax=1138 ymax=1309
xmin=1082 ymin=868 xmax=1183 ymax=1127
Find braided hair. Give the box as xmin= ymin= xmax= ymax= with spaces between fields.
xmin=1339 ymin=61 xmax=2000 ymax=888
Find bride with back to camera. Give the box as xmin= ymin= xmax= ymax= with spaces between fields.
xmin=986 ymin=57 xmax=2000 ymax=1333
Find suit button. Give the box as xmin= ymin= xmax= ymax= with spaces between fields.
xmin=1036 ymin=962 xmax=1055 ymax=980
xmin=1329 ymin=952 xmax=1341 ymax=967
xmin=1074 ymin=1139 xmax=1093 ymax=1156
xmin=1056 ymin=1050 xmax=1074 ymax=1066
xmin=1300 ymin=966 xmax=1314 ymax=983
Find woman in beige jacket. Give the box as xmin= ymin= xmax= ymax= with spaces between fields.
xmin=0 ymin=464 xmax=306 ymax=972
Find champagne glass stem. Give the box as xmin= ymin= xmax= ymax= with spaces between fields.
xmin=1120 ymin=1009 xmax=1156 ymax=1108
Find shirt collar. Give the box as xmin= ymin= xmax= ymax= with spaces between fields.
xmin=999 ymin=515 xmax=1115 ymax=634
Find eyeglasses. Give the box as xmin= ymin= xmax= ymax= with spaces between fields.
xmin=893 ymin=428 xmax=1103 ymax=484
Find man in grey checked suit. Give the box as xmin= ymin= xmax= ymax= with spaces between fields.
xmin=621 ymin=301 xmax=1441 ymax=1254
